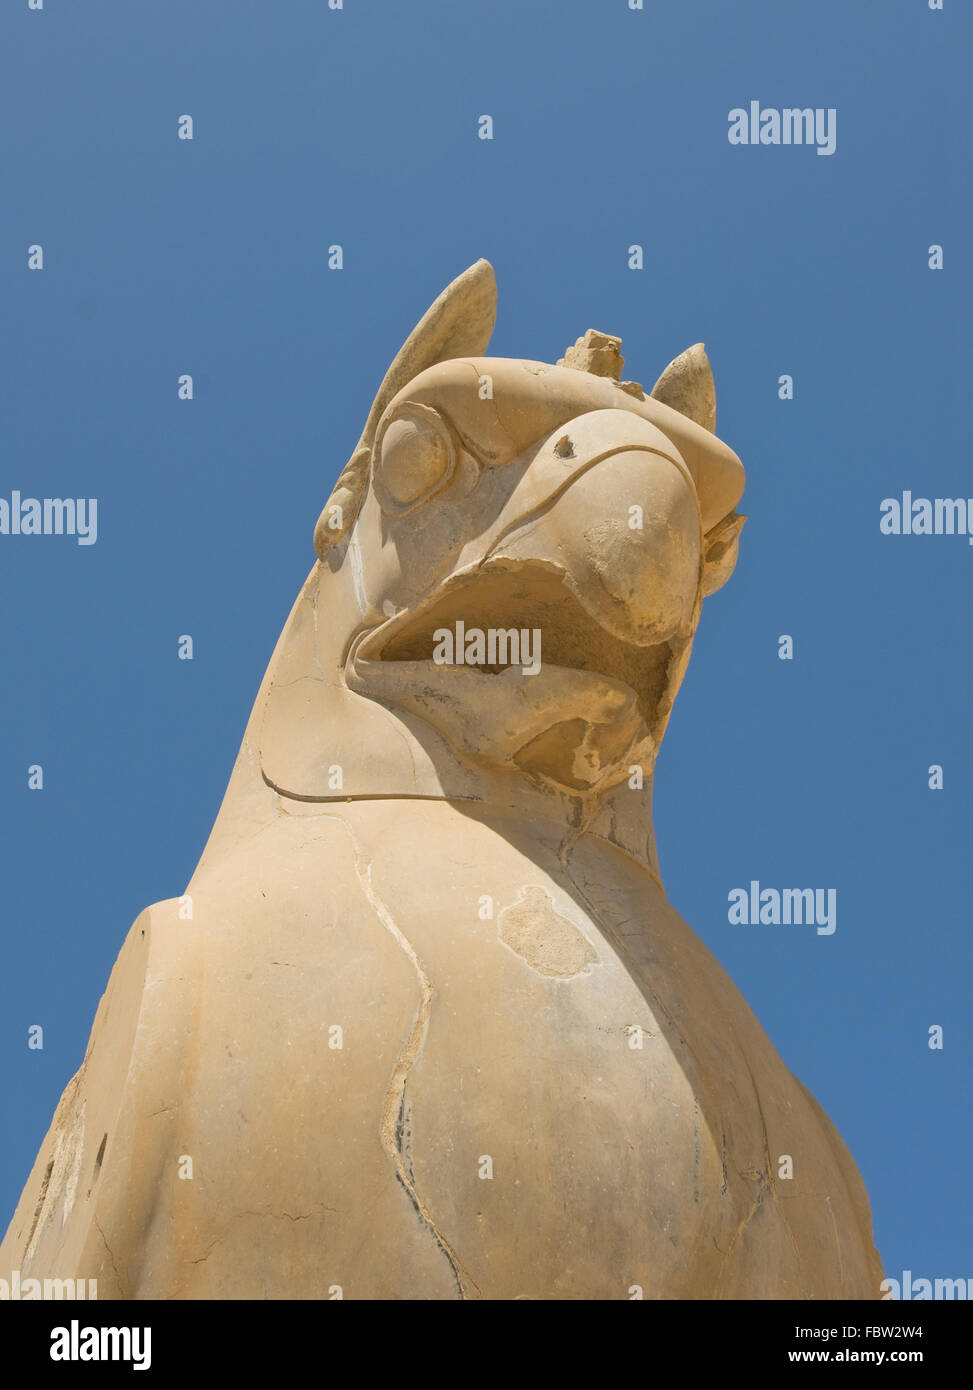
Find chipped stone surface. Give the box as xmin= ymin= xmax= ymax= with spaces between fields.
xmin=557 ymin=327 xmax=625 ymax=379
xmin=1 ymin=260 xmax=883 ymax=1300
xmin=499 ymin=886 xmax=598 ymax=978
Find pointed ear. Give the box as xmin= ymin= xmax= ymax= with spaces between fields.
xmin=650 ymin=343 xmax=717 ymax=434
xmin=314 ymin=259 xmax=497 ymax=557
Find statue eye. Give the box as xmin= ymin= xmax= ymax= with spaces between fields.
xmin=374 ymin=403 xmax=456 ymax=514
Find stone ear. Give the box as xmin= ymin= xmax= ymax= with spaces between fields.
xmin=314 ymin=259 xmax=497 ymax=557
xmin=650 ymin=343 xmax=717 ymax=434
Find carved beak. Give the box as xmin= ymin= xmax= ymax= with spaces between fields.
xmin=347 ymin=410 xmax=710 ymax=791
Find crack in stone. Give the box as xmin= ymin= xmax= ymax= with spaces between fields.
xmin=826 ymin=1194 xmax=844 ymax=1289
xmin=737 ymin=1050 xmax=805 ymax=1286
xmin=240 ymin=1207 xmax=334 ymax=1223
xmin=94 ymin=1215 xmax=127 ymax=1296
xmin=192 ymin=1236 xmax=225 ymax=1265
xmin=720 ymin=1130 xmax=728 ymax=1197
xmin=718 ymin=1177 xmax=770 ymax=1267
xmin=318 ymin=812 xmax=480 ymax=1300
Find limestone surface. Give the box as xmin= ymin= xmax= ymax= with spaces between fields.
xmin=1 ymin=259 xmax=883 ymax=1299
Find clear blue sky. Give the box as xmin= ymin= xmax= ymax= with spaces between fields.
xmin=1 ymin=0 xmax=968 ymax=1285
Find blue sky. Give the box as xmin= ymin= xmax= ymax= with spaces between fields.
xmin=1 ymin=0 xmax=968 ymax=1284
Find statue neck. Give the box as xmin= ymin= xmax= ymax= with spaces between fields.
xmin=197 ymin=563 xmax=664 ymax=887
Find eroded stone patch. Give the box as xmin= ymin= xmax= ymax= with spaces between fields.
xmin=498 ymin=886 xmax=598 ymax=979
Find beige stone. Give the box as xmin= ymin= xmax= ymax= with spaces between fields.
xmin=557 ymin=328 xmax=625 ymax=379
xmin=651 ymin=341 xmax=718 ymax=433
xmin=1 ymin=259 xmax=883 ymax=1300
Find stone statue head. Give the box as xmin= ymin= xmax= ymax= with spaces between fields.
xmin=255 ymin=260 xmax=745 ymax=865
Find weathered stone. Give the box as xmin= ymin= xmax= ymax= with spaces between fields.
xmin=1 ymin=260 xmax=882 ymax=1300
xmin=557 ymin=327 xmax=625 ymax=379
xmin=650 ymin=341 xmax=718 ymax=434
